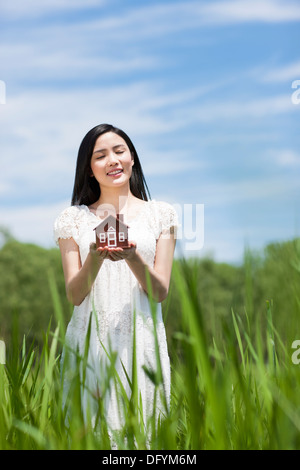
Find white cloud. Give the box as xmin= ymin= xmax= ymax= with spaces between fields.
xmin=0 ymin=43 xmax=160 ymax=80
xmin=77 ymin=0 xmax=300 ymax=37
xmin=142 ymin=149 xmax=206 ymax=177
xmin=2 ymin=0 xmax=300 ymax=24
xmin=200 ymin=0 xmax=300 ymax=24
xmin=255 ymin=61 xmax=300 ymax=83
xmin=1 ymin=0 xmax=106 ymax=18
xmin=178 ymin=94 xmax=296 ymax=127
xmin=267 ymin=149 xmax=300 ymax=167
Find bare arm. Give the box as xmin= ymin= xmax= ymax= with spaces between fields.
xmin=108 ymin=230 xmax=176 ymax=302
xmin=58 ymin=238 xmax=108 ymax=306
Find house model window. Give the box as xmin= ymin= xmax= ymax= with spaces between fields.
xmin=94 ymin=213 xmax=130 ymax=248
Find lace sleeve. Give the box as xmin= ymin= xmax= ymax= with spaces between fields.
xmin=53 ymin=206 xmax=80 ymax=245
xmin=152 ymin=201 xmax=179 ymax=239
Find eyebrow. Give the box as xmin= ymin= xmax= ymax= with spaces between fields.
xmin=93 ymin=144 xmax=126 ymax=154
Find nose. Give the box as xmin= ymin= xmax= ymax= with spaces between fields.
xmin=107 ymin=151 xmax=119 ymax=166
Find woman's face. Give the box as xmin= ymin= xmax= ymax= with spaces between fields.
xmin=90 ymin=132 xmax=134 ymax=190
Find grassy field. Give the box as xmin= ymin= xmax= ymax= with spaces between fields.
xmin=0 ymin=243 xmax=300 ymax=450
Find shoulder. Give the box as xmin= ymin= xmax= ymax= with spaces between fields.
xmin=56 ymin=205 xmax=81 ymax=217
xmin=54 ymin=205 xmax=86 ymax=226
xmin=53 ymin=205 xmax=87 ymax=245
xmin=149 ymin=200 xmax=178 ymax=219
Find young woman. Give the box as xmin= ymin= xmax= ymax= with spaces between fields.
xmin=54 ymin=123 xmax=177 ymax=436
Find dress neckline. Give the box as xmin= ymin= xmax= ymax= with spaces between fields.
xmin=80 ymin=200 xmax=153 ymax=225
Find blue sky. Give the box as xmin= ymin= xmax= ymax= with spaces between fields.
xmin=0 ymin=0 xmax=299 ymax=263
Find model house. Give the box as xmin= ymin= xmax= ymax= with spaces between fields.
xmin=94 ymin=213 xmax=130 ymax=248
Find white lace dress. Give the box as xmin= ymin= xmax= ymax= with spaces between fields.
xmin=53 ymin=200 xmax=177 ymax=433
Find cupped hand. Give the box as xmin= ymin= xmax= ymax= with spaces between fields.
xmin=89 ymin=242 xmax=110 ymax=262
xmin=107 ymin=241 xmax=137 ymax=262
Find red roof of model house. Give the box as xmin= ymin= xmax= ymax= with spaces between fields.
xmin=94 ymin=213 xmax=130 ymax=248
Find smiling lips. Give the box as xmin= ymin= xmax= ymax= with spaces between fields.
xmin=107 ymin=169 xmax=123 ymax=177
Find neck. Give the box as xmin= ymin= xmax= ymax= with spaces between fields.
xmin=96 ymin=184 xmax=135 ymax=213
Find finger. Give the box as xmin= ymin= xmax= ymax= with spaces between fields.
xmin=96 ymin=247 xmax=111 ymax=260
xmin=97 ymin=247 xmax=112 ymax=256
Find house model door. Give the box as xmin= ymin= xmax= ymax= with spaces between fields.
xmin=107 ymin=227 xmax=117 ymax=247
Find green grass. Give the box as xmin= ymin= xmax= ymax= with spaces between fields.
xmin=1 ymin=256 xmax=300 ymax=450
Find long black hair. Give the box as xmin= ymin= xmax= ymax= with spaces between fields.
xmin=71 ymin=124 xmax=151 ymax=206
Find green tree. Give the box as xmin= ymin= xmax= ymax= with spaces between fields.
xmin=0 ymin=239 xmax=71 ymax=347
